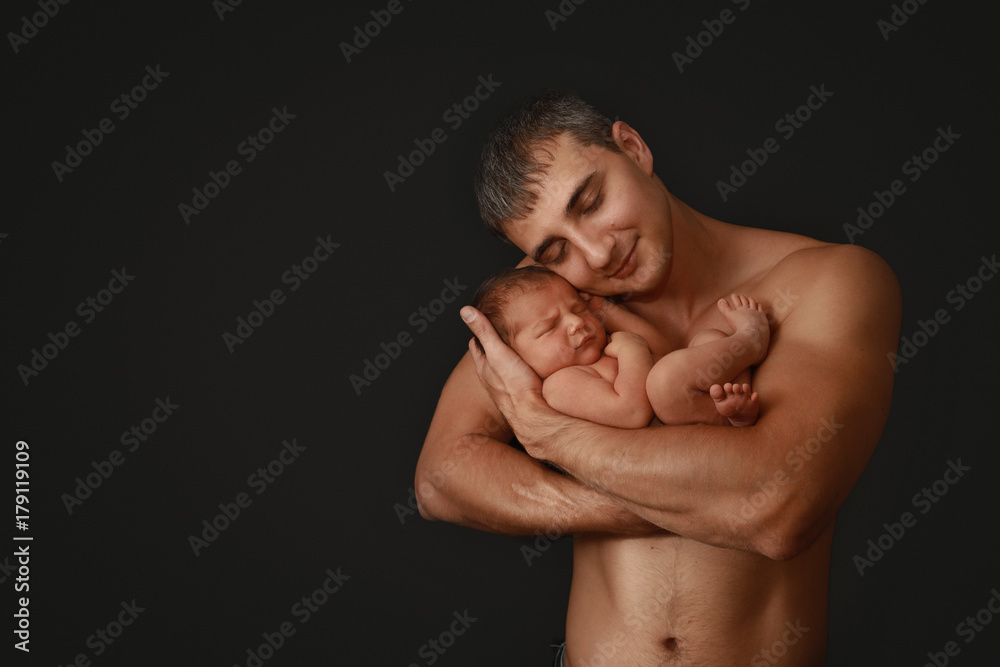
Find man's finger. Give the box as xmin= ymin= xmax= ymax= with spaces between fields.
xmin=462 ymin=307 xmax=496 ymax=383
xmin=467 ymin=337 xmax=487 ymax=381
xmin=462 ymin=303 xmax=542 ymax=384
xmin=460 ymin=306 xmax=505 ymax=354
xmin=470 ymin=336 xmax=485 ymax=356
xmin=460 ymin=305 xmax=546 ymax=430
xmin=467 ymin=335 xmax=486 ymax=365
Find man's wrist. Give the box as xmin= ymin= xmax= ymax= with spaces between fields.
xmin=514 ymin=392 xmax=572 ymax=459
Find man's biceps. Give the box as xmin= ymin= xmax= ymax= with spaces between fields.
xmin=472 ymin=408 xmax=513 ymax=441
xmin=752 ymin=375 xmax=873 ymax=463
xmin=768 ymin=343 xmax=888 ymax=409
xmin=758 ymin=336 xmax=854 ymax=380
xmin=754 ymin=402 xmax=846 ymax=441
xmin=428 ymin=358 xmax=510 ymax=438
xmin=453 ymin=394 xmax=512 ymax=441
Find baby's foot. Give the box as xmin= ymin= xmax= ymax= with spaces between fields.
xmin=710 ymin=382 xmax=759 ymax=427
xmin=717 ymin=294 xmax=770 ymax=363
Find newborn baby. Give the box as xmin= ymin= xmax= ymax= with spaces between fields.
xmin=472 ymin=266 xmax=770 ymax=429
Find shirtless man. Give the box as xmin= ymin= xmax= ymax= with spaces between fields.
xmin=416 ymin=90 xmax=901 ymax=666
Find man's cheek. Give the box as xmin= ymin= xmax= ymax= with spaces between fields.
xmin=565 ymin=272 xmax=605 ymax=296
xmin=548 ymin=262 xmax=586 ymax=289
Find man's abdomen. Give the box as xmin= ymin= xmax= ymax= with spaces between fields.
xmin=564 ymin=529 xmax=832 ymax=666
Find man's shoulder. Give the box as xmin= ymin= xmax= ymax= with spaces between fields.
xmin=736 ymin=228 xmax=861 ymax=289
xmin=764 ymin=243 xmax=901 ymax=329
xmin=767 ymin=243 xmax=897 ymax=293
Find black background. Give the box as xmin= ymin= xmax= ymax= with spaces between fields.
xmin=4 ymin=0 xmax=999 ymax=665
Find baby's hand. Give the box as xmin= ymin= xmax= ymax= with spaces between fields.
xmin=604 ymin=331 xmax=649 ymax=359
xmin=579 ymin=292 xmax=610 ymax=320
xmin=581 ymin=293 xmax=631 ymax=332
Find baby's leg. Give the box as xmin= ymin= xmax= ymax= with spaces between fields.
xmin=646 ymin=295 xmax=769 ymax=426
xmin=646 ymin=328 xmax=728 ymax=425
xmin=689 ymin=327 xmax=757 ymax=427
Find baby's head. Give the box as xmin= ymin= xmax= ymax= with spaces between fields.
xmin=473 ymin=266 xmax=607 ymax=378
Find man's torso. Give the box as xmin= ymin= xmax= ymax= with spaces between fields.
xmin=564 ymin=228 xmax=835 ymax=666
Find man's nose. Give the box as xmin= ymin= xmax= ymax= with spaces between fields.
xmin=572 ymin=228 xmax=614 ymax=271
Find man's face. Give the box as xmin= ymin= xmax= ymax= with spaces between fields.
xmin=507 ymin=277 xmax=607 ymax=379
xmin=505 ymin=128 xmax=673 ymax=297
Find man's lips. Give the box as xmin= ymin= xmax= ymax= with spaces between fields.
xmin=609 ymin=244 xmax=637 ymax=280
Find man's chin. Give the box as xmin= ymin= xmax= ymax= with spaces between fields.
xmin=571 ymin=273 xmax=656 ymax=300
xmin=607 ymin=285 xmax=648 ymax=302
xmin=575 ymin=282 xmax=624 ymax=299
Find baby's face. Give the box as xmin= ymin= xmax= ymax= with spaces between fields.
xmin=507 ymin=278 xmax=607 ymax=379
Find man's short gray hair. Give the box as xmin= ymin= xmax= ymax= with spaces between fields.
xmin=474 ymin=90 xmax=620 ymax=243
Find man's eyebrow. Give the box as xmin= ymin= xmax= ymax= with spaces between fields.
xmin=565 ymin=171 xmax=596 ymax=215
xmin=532 ymin=236 xmax=558 ymax=263
xmin=530 ymin=171 xmax=597 ymax=262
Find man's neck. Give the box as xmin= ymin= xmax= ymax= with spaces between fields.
xmin=629 ymin=190 xmax=745 ymax=333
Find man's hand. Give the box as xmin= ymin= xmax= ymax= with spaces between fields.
xmin=460 ymin=305 xmax=564 ymax=458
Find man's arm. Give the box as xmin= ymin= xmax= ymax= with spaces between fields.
xmin=464 ymin=245 xmax=901 ymax=559
xmin=415 ymin=351 xmax=656 ymax=535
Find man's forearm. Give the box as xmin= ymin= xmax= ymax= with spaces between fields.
xmin=521 ymin=404 xmax=851 ymax=560
xmin=528 ymin=413 xmax=761 ymax=545
xmin=416 ymin=432 xmax=656 ymax=536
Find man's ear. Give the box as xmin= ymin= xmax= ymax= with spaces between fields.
xmin=612 ymin=120 xmax=654 ymax=175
